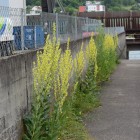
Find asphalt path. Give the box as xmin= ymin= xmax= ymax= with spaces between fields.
xmin=85 ymin=60 xmax=140 ymax=140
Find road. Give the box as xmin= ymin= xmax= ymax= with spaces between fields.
xmin=85 ymin=60 xmax=140 ymax=140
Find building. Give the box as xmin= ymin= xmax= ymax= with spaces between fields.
xmin=30 ymin=6 xmax=42 ymax=14
xmin=93 ymin=1 xmax=102 ymax=5
xmin=79 ymin=6 xmax=86 ymax=12
xmin=87 ymin=4 xmax=105 ymax=12
xmin=0 ymin=0 xmax=26 ymax=9
xmin=86 ymin=1 xmax=93 ymax=5
xmin=79 ymin=0 xmax=105 ymax=12
xmin=86 ymin=0 xmax=101 ymax=5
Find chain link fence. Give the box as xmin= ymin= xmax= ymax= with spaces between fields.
xmin=26 ymin=12 xmax=102 ymax=43
xmin=0 ymin=6 xmax=125 ymax=58
xmin=0 ymin=6 xmax=25 ymax=56
xmin=104 ymin=27 xmax=125 ymax=36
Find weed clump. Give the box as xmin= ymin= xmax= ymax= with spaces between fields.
xmin=23 ymin=26 xmax=118 ymax=140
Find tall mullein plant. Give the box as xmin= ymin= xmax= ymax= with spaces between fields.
xmin=49 ymin=39 xmax=73 ymax=140
xmin=95 ymin=28 xmax=106 ymax=83
xmin=76 ymin=35 xmax=98 ymax=95
xmin=23 ymin=24 xmax=61 ymax=140
xmin=95 ymin=29 xmax=117 ymax=83
xmin=103 ymin=34 xmax=117 ymax=78
xmin=73 ymin=45 xmax=85 ymax=94
xmin=85 ymin=34 xmax=98 ymax=92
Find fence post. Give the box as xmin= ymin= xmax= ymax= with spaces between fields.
xmin=56 ymin=13 xmax=59 ymax=40
xmin=104 ymin=11 xmax=106 ymax=27
xmin=21 ymin=9 xmax=24 ymax=51
xmin=86 ymin=17 xmax=88 ymax=32
xmin=130 ymin=11 xmax=132 ymax=30
xmin=75 ymin=16 xmax=78 ymax=40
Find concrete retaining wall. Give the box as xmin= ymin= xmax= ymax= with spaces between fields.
xmin=0 ymin=34 xmax=126 ymax=140
xmin=0 ymin=37 xmax=91 ymax=140
xmin=0 ymin=51 xmax=36 ymax=140
xmin=117 ymin=32 xmax=126 ymax=59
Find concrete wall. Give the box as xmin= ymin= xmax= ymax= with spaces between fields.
xmin=0 ymin=37 xmax=91 ymax=140
xmin=0 ymin=34 xmax=126 ymax=140
xmin=0 ymin=51 xmax=36 ymax=140
xmin=117 ymin=32 xmax=126 ymax=59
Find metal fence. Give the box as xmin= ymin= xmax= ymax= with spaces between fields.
xmin=0 ymin=6 xmax=125 ymax=57
xmin=26 ymin=12 xmax=103 ymax=43
xmin=104 ymin=27 xmax=125 ymax=36
xmin=0 ymin=6 xmax=25 ymax=56
xmin=78 ymin=11 xmax=140 ymax=30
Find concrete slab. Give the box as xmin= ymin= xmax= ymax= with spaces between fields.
xmin=85 ymin=60 xmax=140 ymax=140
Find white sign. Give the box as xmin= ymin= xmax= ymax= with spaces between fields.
xmin=129 ymin=51 xmax=140 ymax=60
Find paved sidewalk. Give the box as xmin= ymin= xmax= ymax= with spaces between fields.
xmin=85 ymin=60 xmax=140 ymax=140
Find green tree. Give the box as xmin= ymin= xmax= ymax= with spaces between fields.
xmin=26 ymin=0 xmax=32 ymax=5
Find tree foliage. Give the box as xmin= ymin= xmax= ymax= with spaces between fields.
xmin=26 ymin=0 xmax=41 ymax=6
xmin=103 ymin=0 xmax=139 ymax=11
xmin=26 ymin=0 xmax=140 ymax=12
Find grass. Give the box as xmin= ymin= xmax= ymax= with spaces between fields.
xmin=58 ymin=91 xmax=101 ymax=140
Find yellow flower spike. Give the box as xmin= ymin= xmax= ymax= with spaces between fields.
xmin=67 ymin=38 xmax=70 ymax=49
xmin=86 ymin=35 xmax=98 ymax=81
xmin=91 ymin=32 xmax=94 ymax=37
xmin=74 ymin=44 xmax=85 ymax=78
xmin=101 ymin=34 xmax=117 ymax=79
xmin=33 ymin=24 xmax=61 ymax=98
xmin=56 ymin=46 xmax=73 ymax=113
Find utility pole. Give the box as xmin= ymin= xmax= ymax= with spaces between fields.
xmin=41 ymin=0 xmax=65 ymax=13
xmin=41 ymin=0 xmax=55 ymax=13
